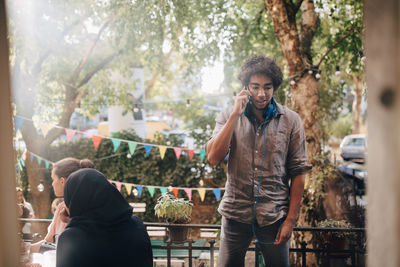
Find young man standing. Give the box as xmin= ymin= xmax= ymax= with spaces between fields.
xmin=206 ymin=55 xmax=311 ymax=267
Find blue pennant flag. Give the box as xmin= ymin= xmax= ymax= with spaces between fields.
xmin=45 ymin=160 xmax=50 ymax=169
xmin=144 ymin=144 xmax=152 ymax=158
xmin=213 ymin=188 xmax=221 ymax=201
xmin=159 ymin=187 xmax=168 ymax=194
xmin=137 ymin=185 xmax=143 ymax=196
xmin=14 ymin=116 xmax=25 ymax=132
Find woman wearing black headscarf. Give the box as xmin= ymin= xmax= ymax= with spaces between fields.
xmin=56 ymin=169 xmax=153 ymax=267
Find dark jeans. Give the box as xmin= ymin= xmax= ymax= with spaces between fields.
xmin=218 ymin=217 xmax=289 ymax=267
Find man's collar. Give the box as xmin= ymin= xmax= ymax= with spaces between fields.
xmin=244 ymin=97 xmax=282 ymax=123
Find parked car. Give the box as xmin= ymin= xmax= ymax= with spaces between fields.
xmin=340 ymin=134 xmax=367 ymax=162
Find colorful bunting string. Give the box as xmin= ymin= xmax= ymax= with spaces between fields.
xmin=65 ymin=129 xmax=76 ymax=142
xmin=136 ymin=185 xmax=143 ymax=196
xmin=112 ymin=139 xmax=121 ymax=152
xmin=16 ymin=150 xmax=225 ymax=202
xmin=128 ymin=141 xmax=137 ymax=155
xmin=198 ymin=188 xmax=206 ymax=202
xmin=144 ymin=144 xmax=152 ymax=158
xmin=14 ymin=115 xmax=208 ymax=163
xmin=184 ymin=188 xmax=192 ymax=200
xmin=14 ymin=117 xmax=25 ymax=132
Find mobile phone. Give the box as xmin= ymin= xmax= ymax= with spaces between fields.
xmin=245 ymin=86 xmax=253 ymax=102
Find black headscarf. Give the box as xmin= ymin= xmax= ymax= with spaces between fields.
xmin=64 ymin=168 xmax=133 ymax=234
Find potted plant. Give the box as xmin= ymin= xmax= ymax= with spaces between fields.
xmin=154 ymin=193 xmax=193 ymax=242
xmin=317 ymin=219 xmax=356 ymax=255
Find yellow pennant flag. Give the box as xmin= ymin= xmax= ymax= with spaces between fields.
xmin=41 ymin=123 xmax=52 ymax=137
xmin=159 ymin=146 xmax=167 ymax=159
xmin=124 ymin=184 xmax=133 ymax=195
xmin=198 ymin=188 xmax=206 ymax=202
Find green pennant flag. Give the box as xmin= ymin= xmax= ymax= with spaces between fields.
xmin=128 ymin=142 xmax=137 ymax=155
xmin=18 ymin=161 xmax=23 ymax=171
xmin=200 ymin=149 xmax=206 ymax=161
xmin=159 ymin=187 xmax=168 ymax=195
xmin=112 ymin=139 xmax=121 ymax=152
xmin=45 ymin=160 xmax=50 ymax=169
xmin=147 ymin=186 xmax=155 ymax=197
xmin=37 ymin=157 xmax=42 ymax=165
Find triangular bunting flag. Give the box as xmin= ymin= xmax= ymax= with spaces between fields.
xmin=158 ymin=146 xmax=167 ymax=160
xmin=18 ymin=161 xmax=23 ymax=171
xmin=22 ymin=152 xmax=27 ymax=161
xmin=92 ymin=136 xmax=103 ymax=150
xmin=20 ymin=158 xmax=25 ymax=167
xmin=147 ymin=186 xmax=155 ymax=197
xmin=114 ymin=182 xmax=122 ymax=192
xmin=186 ymin=149 xmax=194 ymax=161
xmin=224 ymin=154 xmax=229 ymax=161
xmin=65 ymin=129 xmax=76 ymax=142
xmin=173 ymin=148 xmax=182 ymax=160
xmin=184 ymin=188 xmax=192 ymax=201
xmin=37 ymin=157 xmax=42 ymax=165
xmin=172 ymin=188 xmax=179 ymax=198
xmin=14 ymin=116 xmax=25 ymax=132
xmin=213 ymin=188 xmax=221 ymax=201
xmin=45 ymin=160 xmax=50 ymax=169
xmin=137 ymin=185 xmax=143 ymax=196
xmin=159 ymin=187 xmax=168 ymax=195
xmin=198 ymin=188 xmax=206 ymax=202
xmin=112 ymin=139 xmax=121 ymax=152
xmin=144 ymin=144 xmax=152 ymax=157
xmin=200 ymin=150 xmax=206 ymax=161
xmin=41 ymin=123 xmax=52 ymax=137
xmin=30 ymin=153 xmax=34 ymax=162
xmin=124 ymin=184 xmax=133 ymax=195
xmin=128 ymin=142 xmax=137 ymax=155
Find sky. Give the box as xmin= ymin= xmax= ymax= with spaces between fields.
xmin=201 ymin=61 xmax=224 ymax=94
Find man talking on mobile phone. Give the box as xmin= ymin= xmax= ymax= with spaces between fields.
xmin=206 ymin=55 xmax=311 ymax=267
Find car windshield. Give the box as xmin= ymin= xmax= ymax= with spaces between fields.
xmin=343 ymin=137 xmax=365 ymax=147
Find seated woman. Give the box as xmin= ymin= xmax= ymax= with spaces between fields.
xmin=31 ymin=157 xmax=94 ymax=253
xmin=56 ymin=168 xmax=153 ymax=267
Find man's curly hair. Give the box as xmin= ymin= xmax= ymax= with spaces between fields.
xmin=238 ymin=55 xmax=283 ymax=91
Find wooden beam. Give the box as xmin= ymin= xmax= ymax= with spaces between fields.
xmin=366 ymin=0 xmax=400 ymax=266
xmin=0 ymin=0 xmax=19 ymax=266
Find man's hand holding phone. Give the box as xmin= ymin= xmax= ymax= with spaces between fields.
xmin=233 ymin=88 xmax=251 ymax=116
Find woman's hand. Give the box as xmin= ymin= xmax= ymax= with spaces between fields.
xmin=59 ymin=202 xmax=70 ymax=223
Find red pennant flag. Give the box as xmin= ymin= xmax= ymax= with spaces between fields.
xmin=173 ymin=148 xmax=182 ymax=160
xmin=22 ymin=151 xmax=27 ymax=161
xmin=186 ymin=149 xmax=194 ymax=161
xmin=115 ymin=182 xmax=122 ymax=192
xmin=92 ymin=135 xmax=103 ymax=150
xmin=65 ymin=129 xmax=76 ymax=142
xmin=172 ymin=188 xmax=179 ymax=198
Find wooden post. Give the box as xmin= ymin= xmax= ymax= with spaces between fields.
xmin=365 ymin=0 xmax=400 ymax=266
xmin=0 ymin=1 xmax=19 ymax=266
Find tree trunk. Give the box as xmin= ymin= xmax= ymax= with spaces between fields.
xmin=291 ymin=74 xmax=321 ymax=157
xmin=265 ymin=0 xmax=321 ymax=157
xmin=352 ymin=75 xmax=363 ymax=134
